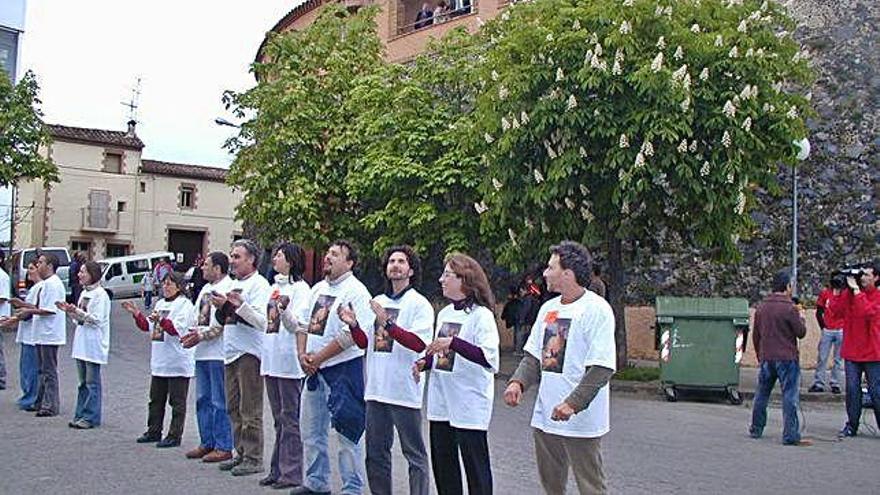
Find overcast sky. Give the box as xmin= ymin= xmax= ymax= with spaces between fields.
xmin=20 ymin=0 xmax=299 ymax=167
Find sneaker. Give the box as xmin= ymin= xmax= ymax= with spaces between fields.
xmin=831 ymin=385 xmax=842 ymax=394
xmin=808 ymin=384 xmax=825 ymax=393
xmin=72 ymin=419 xmax=94 ymax=429
xmin=156 ymin=437 xmax=181 ymax=448
xmin=839 ymin=425 xmax=857 ymax=438
xmin=231 ymin=461 xmax=264 ymax=477
xmin=219 ymin=456 xmax=243 ymax=471
xmin=784 ymin=438 xmax=813 ymax=447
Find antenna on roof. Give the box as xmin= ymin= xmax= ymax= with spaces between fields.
xmin=121 ymin=77 xmax=142 ymax=123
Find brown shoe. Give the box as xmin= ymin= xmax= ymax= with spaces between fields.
xmin=785 ymin=438 xmax=813 ymax=447
xmin=203 ymin=450 xmax=233 ymax=463
xmin=185 ymin=446 xmax=212 ymax=459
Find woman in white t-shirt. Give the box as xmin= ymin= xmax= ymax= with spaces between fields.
xmin=416 ymin=253 xmax=500 ymax=495
xmin=56 ymin=261 xmax=111 ymax=429
xmin=260 ymin=242 xmax=311 ymax=489
xmin=122 ymin=272 xmax=195 ymax=448
xmin=2 ymin=260 xmax=42 ymax=410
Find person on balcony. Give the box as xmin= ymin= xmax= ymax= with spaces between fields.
xmin=415 ymin=3 xmax=434 ymax=29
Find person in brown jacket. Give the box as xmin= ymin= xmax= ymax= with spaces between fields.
xmin=748 ymin=270 xmax=811 ymax=446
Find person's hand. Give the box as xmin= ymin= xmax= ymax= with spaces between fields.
xmin=0 ymin=316 xmax=19 ymax=329
xmin=10 ymin=297 xmax=26 ymax=308
xmin=504 ymin=381 xmax=523 ymax=407
xmin=832 ymin=288 xmax=842 ymax=296
xmin=147 ymin=311 xmax=161 ymax=323
xmin=550 ymin=401 xmax=576 ymax=421
xmin=337 ymin=303 xmax=358 ymax=328
xmin=180 ymin=331 xmax=201 ymax=349
xmin=412 ymin=359 xmax=427 ymax=383
xmin=426 ymin=336 xmax=453 ymax=356
xmin=121 ymin=300 xmax=139 ymax=315
xmin=370 ymin=300 xmax=389 ymax=328
xmin=210 ymin=291 xmax=227 ymax=308
xmin=846 ymin=276 xmax=859 ymax=291
xmin=226 ymin=291 xmax=244 ymax=308
xmin=299 ymin=352 xmax=319 ymax=375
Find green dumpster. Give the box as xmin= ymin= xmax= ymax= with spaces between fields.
xmin=655 ymin=296 xmax=750 ymax=404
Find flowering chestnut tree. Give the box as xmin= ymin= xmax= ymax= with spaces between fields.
xmin=469 ymin=0 xmax=813 ymax=365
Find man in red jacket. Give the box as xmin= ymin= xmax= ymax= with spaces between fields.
xmin=809 ymin=276 xmax=846 ymax=393
xmin=829 ymin=261 xmax=880 ymax=437
xmin=749 ymin=270 xmax=810 ymax=446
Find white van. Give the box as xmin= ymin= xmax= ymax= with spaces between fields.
xmin=11 ymin=247 xmax=72 ymax=298
xmin=98 ymin=251 xmax=175 ymax=299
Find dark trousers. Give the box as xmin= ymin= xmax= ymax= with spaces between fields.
xmin=366 ymin=401 xmax=430 ymax=495
xmin=265 ymin=376 xmax=304 ymax=484
xmin=844 ymin=360 xmax=880 ymax=432
xmin=750 ymin=360 xmax=801 ymax=444
xmin=35 ymin=344 xmax=60 ymax=415
xmin=429 ymin=421 xmax=492 ymax=495
xmin=147 ymin=376 xmax=189 ymax=440
xmin=225 ymin=354 xmax=263 ymax=464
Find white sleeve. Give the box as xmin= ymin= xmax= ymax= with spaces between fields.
xmin=475 ymin=308 xmax=500 ymax=372
xmin=576 ymin=304 xmax=617 ymax=371
xmin=409 ymin=299 xmax=435 ymax=345
xmin=281 ymin=282 xmax=311 ymax=333
xmin=524 ymin=305 xmax=548 ymax=360
xmin=236 ymin=281 xmax=270 ymax=331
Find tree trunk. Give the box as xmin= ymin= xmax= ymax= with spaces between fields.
xmin=606 ymin=233 xmax=628 ymax=370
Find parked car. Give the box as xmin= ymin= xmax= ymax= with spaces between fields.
xmin=97 ymin=251 xmax=175 ymax=299
xmin=10 ymin=247 xmax=72 ymax=298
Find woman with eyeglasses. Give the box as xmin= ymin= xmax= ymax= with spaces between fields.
xmin=414 ymin=253 xmax=499 ymax=495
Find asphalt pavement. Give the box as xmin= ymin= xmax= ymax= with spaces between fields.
xmin=0 ymin=300 xmax=876 ymax=494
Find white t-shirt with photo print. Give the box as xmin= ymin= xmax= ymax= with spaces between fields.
xmin=261 ymin=276 xmax=310 ymax=379
xmin=150 ymin=295 xmax=196 ymax=377
xmin=365 ymin=288 xmax=435 ymax=409
xmin=426 ymin=304 xmax=499 ymax=431
xmin=71 ymin=285 xmax=112 ymax=364
xmin=301 ymin=273 xmax=373 ymax=369
xmin=192 ymin=276 xmax=233 ymax=362
xmin=524 ymin=290 xmax=616 ymax=438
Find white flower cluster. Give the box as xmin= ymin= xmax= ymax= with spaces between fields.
xmin=691 ymin=24 xmax=701 ymax=33
xmin=579 ymin=184 xmax=589 ymax=195
xmin=700 ymin=161 xmax=711 ymax=177
xmin=699 ymin=68 xmax=710 ymax=81
xmin=521 ymin=111 xmax=530 ymax=124
xmin=677 ymin=140 xmax=688 ymax=153
xmin=474 ymin=201 xmax=488 ymax=214
xmin=634 ymin=152 xmax=646 ymax=168
xmin=511 ymin=116 xmax=520 ymax=129
xmin=546 ymin=33 xmax=554 ymax=42
xmin=579 ymin=146 xmax=588 ymax=157
xmin=741 ymin=116 xmax=752 ymax=132
xmin=672 ymin=64 xmax=690 ymax=89
xmin=499 ymin=85 xmax=508 ymax=100
xmin=491 ymin=70 xmax=499 ymax=81
xmin=541 ymin=221 xmax=550 ymax=233
xmin=543 ymin=140 xmax=558 ymax=159
xmin=508 ymin=228 xmax=517 ymax=244
xmin=763 ymin=102 xmax=775 ymax=112
xmin=619 ymin=20 xmax=632 ymax=35
xmin=533 ymin=168 xmax=545 ymax=183
xmin=580 ymin=206 xmax=594 ymax=222
xmin=556 ymin=67 xmax=565 ymax=81
xmin=714 ymin=35 xmax=723 ymax=47
xmin=737 ymin=20 xmax=748 ymax=33
xmin=572 ymin=19 xmax=581 ymax=30
xmin=501 ymin=117 xmax=510 ymax=131
xmin=566 ymin=94 xmax=578 ymax=111
xmin=492 ymin=178 xmax=503 ymax=190
xmin=621 ymin=202 xmax=630 ymax=215
xmin=689 ymin=140 xmax=697 ymax=152
xmin=640 ymin=140 xmax=655 ymax=157
xmin=735 ymin=191 xmax=747 ymax=215
xmin=726 ymin=172 xmax=735 ymax=184
xmin=723 ymin=100 xmax=737 ymax=118
xmin=612 ymin=49 xmax=624 ymax=75
xmin=564 ymin=197 xmax=576 ymax=210
xmin=622 ymin=0 xmax=633 ymax=6
xmin=651 ymin=52 xmax=664 ymax=72
xmin=673 ymin=46 xmax=684 ymax=60
xmin=655 ymin=5 xmax=672 ymax=16
xmin=656 ymin=36 xmax=666 ymax=49
xmin=484 ymin=133 xmax=495 ymax=144
xmin=745 ymin=48 xmax=754 ymax=58
xmin=786 ymin=106 xmax=798 ymax=119
xmin=619 ymin=134 xmax=630 ymax=148
xmin=772 ymin=81 xmax=783 ymax=93
xmin=729 ymin=46 xmax=739 ymax=58
xmin=501 ymin=11 xmax=509 ymax=21
xmin=680 ymin=96 xmax=691 ymax=111
xmin=722 ymin=130 xmax=732 ymax=148
xmin=739 ymin=84 xmax=758 ymax=100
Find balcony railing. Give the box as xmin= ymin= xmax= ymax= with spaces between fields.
xmin=397 ymin=3 xmax=476 ymax=36
xmin=81 ymin=207 xmax=119 ymax=232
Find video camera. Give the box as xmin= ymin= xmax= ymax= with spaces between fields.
xmin=831 ymin=266 xmax=864 ymax=289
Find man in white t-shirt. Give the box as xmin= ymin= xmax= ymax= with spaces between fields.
xmin=180 ymin=251 xmax=235 ymax=463
xmin=293 ymin=240 xmax=374 ymax=495
xmin=211 ymin=239 xmax=271 ymax=476
xmin=364 ymin=245 xmax=435 ymax=495
xmin=0 ymin=253 xmax=10 ymax=390
xmin=504 ymin=241 xmax=616 ymax=494
xmin=18 ymin=253 xmax=68 ymax=417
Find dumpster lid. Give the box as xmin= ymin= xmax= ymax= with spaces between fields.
xmin=655 ymin=296 xmax=750 ymax=319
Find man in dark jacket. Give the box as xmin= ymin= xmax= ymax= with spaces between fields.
xmin=749 ymin=270 xmax=810 ymax=446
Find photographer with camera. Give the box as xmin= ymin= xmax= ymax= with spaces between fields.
xmin=809 ymin=274 xmax=846 ymax=394
xmin=828 ymin=261 xmax=880 ymax=437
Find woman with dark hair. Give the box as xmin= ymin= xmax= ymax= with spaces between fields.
xmin=259 ymin=242 xmax=311 ymax=489
xmin=415 ymin=253 xmax=499 ymax=495
xmin=2 ymin=260 xmax=43 ymax=410
xmin=122 ymin=272 xmax=195 ymax=448
xmin=56 ymin=261 xmax=111 ymax=429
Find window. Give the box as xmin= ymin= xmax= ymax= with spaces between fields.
xmin=179 ymin=184 xmax=195 ymax=209
xmin=117 ymin=201 xmax=126 ymax=212
xmin=126 ymin=259 xmax=150 ymax=274
xmin=0 ymin=28 xmax=18 ymax=80
xmin=87 ymin=190 xmax=111 ymax=228
xmin=105 ymin=263 xmax=123 ymax=280
xmin=140 ymin=182 xmax=146 ymax=193
xmin=71 ymin=241 xmax=91 ymax=258
xmin=106 ymin=244 xmax=129 ymax=257
xmin=103 ymin=152 xmax=123 ymax=173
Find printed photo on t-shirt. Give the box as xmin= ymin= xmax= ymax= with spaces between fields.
xmin=434 ymin=322 xmax=462 ymax=371
xmin=308 ymin=295 xmax=337 ymax=336
xmin=266 ymin=294 xmax=290 ymax=334
xmin=152 ymin=309 xmax=170 ymax=342
xmin=197 ymin=293 xmax=212 ymax=326
xmin=541 ymin=312 xmax=571 ymax=373
xmin=373 ymin=307 xmax=400 ymax=353
xmin=224 ymin=289 xmax=252 ymax=327
xmin=78 ymin=296 xmax=91 ymax=312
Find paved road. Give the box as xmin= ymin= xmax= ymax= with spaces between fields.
xmin=0 ymin=300 xmax=877 ymax=494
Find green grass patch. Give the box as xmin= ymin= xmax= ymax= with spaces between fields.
xmin=615 ymin=366 xmax=661 ymax=382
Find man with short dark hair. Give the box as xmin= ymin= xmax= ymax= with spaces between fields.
xmin=293 ymin=240 xmax=373 ymax=495
xmin=809 ymin=274 xmax=845 ymax=394
xmin=213 ymin=239 xmax=271 ymax=476
xmin=749 ymin=270 xmax=810 ymax=446
xmin=0 ymin=250 xmax=9 ymax=390
xmin=17 ymin=254 xmax=67 ymax=416
xmin=181 ymin=251 xmax=235 ymax=463
xmin=829 ymin=260 xmax=880 ymax=437
xmin=504 ymin=240 xmax=616 ymax=494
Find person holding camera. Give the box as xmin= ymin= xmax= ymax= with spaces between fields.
xmin=828 ymin=261 xmax=880 ymax=437
xmin=809 ymin=275 xmax=846 ymax=393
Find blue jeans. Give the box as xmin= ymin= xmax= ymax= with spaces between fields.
xmin=17 ymin=344 xmax=39 ymax=409
xmin=301 ymin=372 xmax=365 ymax=494
xmin=195 ymin=360 xmax=233 ymax=451
xmin=813 ymin=329 xmax=843 ymax=388
xmin=750 ymin=360 xmax=801 ymax=444
xmin=844 ymin=360 xmax=880 ymax=433
xmin=74 ymin=359 xmax=102 ymax=426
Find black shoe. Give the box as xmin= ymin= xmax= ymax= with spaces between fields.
xmin=259 ymin=476 xmax=278 ymax=487
xmin=272 ymin=481 xmax=298 ymax=490
xmin=807 ymin=384 xmax=825 ymax=393
xmin=839 ymin=425 xmax=857 ymax=438
xmin=22 ymin=405 xmax=38 ymax=412
xmin=68 ymin=420 xmax=78 ymax=428
xmin=136 ymin=433 xmax=162 ymax=443
xmin=35 ymin=410 xmax=56 ymax=417
xmin=289 ymin=487 xmax=330 ymax=495
xmin=156 ymin=437 xmax=181 ymax=448
xmin=831 ymin=385 xmax=842 ymax=394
